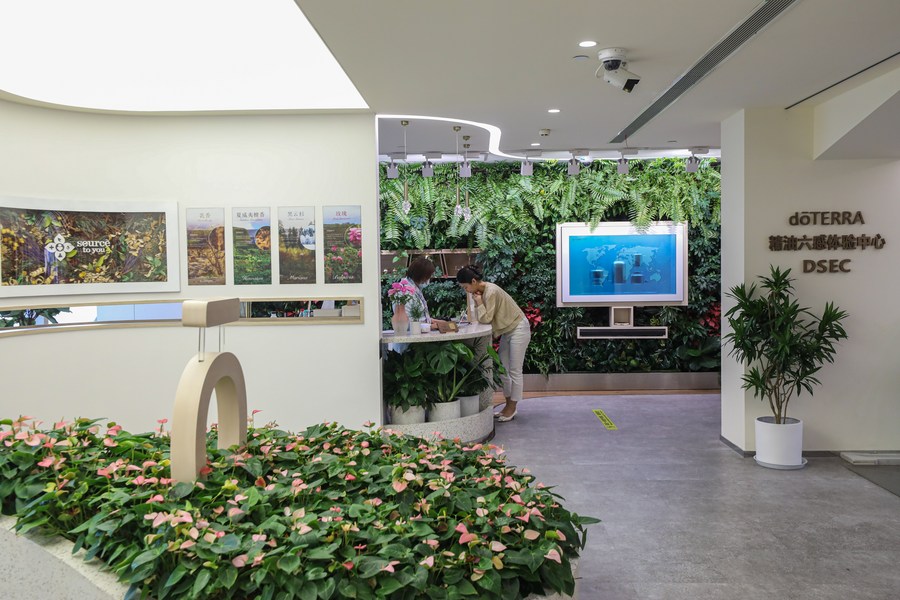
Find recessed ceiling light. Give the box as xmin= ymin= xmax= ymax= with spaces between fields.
xmin=548 ymin=109 xmax=560 ymax=114
xmin=572 ymin=55 xmax=590 ymax=61
xmin=531 ymin=143 xmax=541 ymax=147
xmin=579 ymin=41 xmax=597 ymax=48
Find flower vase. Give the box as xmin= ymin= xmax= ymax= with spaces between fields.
xmin=391 ymin=306 xmax=409 ymax=335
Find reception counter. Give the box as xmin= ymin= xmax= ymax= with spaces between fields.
xmin=381 ymin=322 xmax=496 ymax=442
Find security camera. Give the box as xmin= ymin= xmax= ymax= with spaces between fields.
xmin=596 ymin=47 xmax=640 ymax=93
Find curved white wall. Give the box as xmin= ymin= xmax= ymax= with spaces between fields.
xmin=0 ymin=99 xmax=383 ymax=433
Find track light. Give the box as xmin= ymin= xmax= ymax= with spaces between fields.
xmin=459 ymin=161 xmax=472 ymax=178
xmin=386 ymin=161 xmax=399 ymax=179
xmin=617 ymin=157 xmax=629 ymax=175
xmin=685 ymin=155 xmax=700 ymax=173
xmin=520 ymin=160 xmax=533 ymax=176
xmin=567 ymin=158 xmax=580 ymax=177
xmin=421 ymin=160 xmax=434 ymax=178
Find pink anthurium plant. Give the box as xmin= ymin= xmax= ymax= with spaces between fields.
xmin=1 ymin=415 xmax=597 ymax=599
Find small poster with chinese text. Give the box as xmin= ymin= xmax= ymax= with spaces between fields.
xmin=278 ymin=207 xmax=316 ymax=284
xmin=232 ymin=207 xmax=271 ymax=285
xmin=186 ymin=208 xmax=225 ymax=285
xmin=323 ymin=205 xmax=362 ymax=284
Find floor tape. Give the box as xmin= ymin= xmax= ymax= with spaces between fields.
xmin=592 ymin=409 xmax=618 ymax=430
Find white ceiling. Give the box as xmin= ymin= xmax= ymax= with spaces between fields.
xmin=0 ymin=1 xmax=897 ymax=161
xmin=296 ymin=0 xmax=900 ymax=161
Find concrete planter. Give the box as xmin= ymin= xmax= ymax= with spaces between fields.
xmin=389 ymin=405 xmax=426 ymax=425
xmin=428 ymin=399 xmax=461 ymax=422
xmin=459 ymin=394 xmax=481 ymax=417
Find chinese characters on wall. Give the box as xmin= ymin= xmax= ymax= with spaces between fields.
xmin=768 ymin=211 xmax=886 ymax=273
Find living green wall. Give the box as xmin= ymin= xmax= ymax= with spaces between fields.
xmin=380 ymin=159 xmax=721 ymax=376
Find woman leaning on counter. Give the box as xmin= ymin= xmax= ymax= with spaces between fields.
xmin=456 ymin=264 xmax=531 ymax=422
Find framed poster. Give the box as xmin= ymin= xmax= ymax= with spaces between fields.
xmin=232 ymin=208 xmax=272 ymax=285
xmin=323 ymin=205 xmax=362 ymax=284
xmin=0 ymin=197 xmax=179 ymax=297
xmin=186 ymin=208 xmax=225 ymax=286
xmin=556 ymin=221 xmax=688 ymax=307
xmin=278 ymin=207 xmax=316 ymax=284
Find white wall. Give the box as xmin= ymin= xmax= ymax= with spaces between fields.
xmin=721 ymin=106 xmax=900 ymax=451
xmin=0 ymin=99 xmax=383 ymax=433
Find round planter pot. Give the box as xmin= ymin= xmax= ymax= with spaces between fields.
xmin=428 ymin=399 xmax=461 ymax=422
xmin=458 ymin=395 xmax=481 ymax=417
xmin=408 ymin=321 xmax=422 ymax=335
xmin=754 ymin=416 xmax=806 ymax=469
xmin=389 ymin=405 xmax=426 ymax=425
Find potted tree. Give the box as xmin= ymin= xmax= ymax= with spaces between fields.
xmin=382 ymin=348 xmax=429 ymax=424
xmin=723 ymin=265 xmax=848 ymax=469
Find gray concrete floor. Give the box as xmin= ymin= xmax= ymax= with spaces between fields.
xmin=491 ymin=394 xmax=900 ymax=600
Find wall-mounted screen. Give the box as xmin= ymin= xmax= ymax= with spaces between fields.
xmin=556 ymin=221 xmax=688 ymax=307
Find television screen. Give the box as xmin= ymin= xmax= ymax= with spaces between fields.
xmin=556 ymin=221 xmax=688 ymax=307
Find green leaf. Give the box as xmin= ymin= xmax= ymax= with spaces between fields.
xmin=276 ymin=553 xmax=301 ymax=574
xmin=192 ymin=569 xmax=211 ymax=597
xmin=170 ymin=481 xmax=194 ymax=499
xmin=357 ymin=556 xmax=389 ymax=578
xmin=163 ymin=564 xmax=189 ymax=591
xmin=217 ymin=565 xmax=238 ymax=589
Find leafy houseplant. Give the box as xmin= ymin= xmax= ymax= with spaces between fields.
xmin=407 ymin=298 xmax=425 ymax=323
xmin=723 ymin=266 xmax=848 ymax=423
xmin=382 ymin=348 xmax=429 ymax=412
xmin=1 ymin=416 xmax=597 ymax=599
xmin=419 ymin=342 xmax=482 ymax=405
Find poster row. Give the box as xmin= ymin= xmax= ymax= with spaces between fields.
xmin=188 ymin=206 xmax=361 ymax=286
xmin=0 ymin=199 xmax=362 ymax=298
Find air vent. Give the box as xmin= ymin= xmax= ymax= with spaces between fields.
xmin=610 ymin=0 xmax=799 ymax=144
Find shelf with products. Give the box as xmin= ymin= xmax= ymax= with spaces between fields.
xmin=381 ymin=248 xmax=481 ymax=278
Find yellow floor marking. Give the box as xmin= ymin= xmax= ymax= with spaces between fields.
xmin=592 ymin=409 xmax=618 ymax=430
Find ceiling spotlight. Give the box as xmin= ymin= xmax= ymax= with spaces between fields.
xmin=685 ymin=155 xmax=701 ymax=173
xmin=548 ymin=108 xmax=560 ymax=114
xmin=617 ymin=157 xmax=629 ymax=175
xmin=579 ymin=41 xmax=597 ymax=48
xmin=520 ymin=160 xmax=533 ymax=176
xmin=567 ymin=158 xmax=581 ymax=177
xmin=421 ymin=160 xmax=434 ymax=178
xmin=596 ymin=47 xmax=641 ymax=93
xmin=386 ymin=161 xmax=399 ymax=179
xmin=530 ymin=142 xmax=541 ymax=147
xmin=459 ymin=161 xmax=472 ymax=178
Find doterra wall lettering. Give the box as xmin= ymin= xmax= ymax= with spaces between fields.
xmin=768 ymin=212 xmax=886 ymax=274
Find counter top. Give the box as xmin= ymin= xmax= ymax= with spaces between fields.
xmin=381 ymin=322 xmax=492 ymax=344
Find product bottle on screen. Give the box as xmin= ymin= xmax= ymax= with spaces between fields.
xmin=631 ymin=253 xmax=643 ymax=284
xmin=613 ymin=260 xmax=625 ymax=284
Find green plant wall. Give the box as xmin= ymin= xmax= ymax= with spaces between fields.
xmin=380 ymin=159 xmax=721 ymax=375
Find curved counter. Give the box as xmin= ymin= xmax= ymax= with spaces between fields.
xmin=381 ymin=322 xmax=496 ymax=442
xmin=381 ymin=322 xmax=492 ymax=344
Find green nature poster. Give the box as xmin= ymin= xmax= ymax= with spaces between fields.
xmin=232 ymin=208 xmax=271 ymax=285
xmin=186 ymin=208 xmax=225 ymax=286
xmin=0 ymin=199 xmax=178 ymax=296
xmin=278 ymin=207 xmax=316 ymax=284
xmin=323 ymin=205 xmax=361 ymax=284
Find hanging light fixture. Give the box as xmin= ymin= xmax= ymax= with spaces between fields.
xmin=400 ymin=121 xmax=411 ymax=213
xmin=386 ymin=161 xmax=399 ymax=179
xmin=685 ymin=146 xmax=708 ymax=173
xmin=617 ymin=152 xmax=629 ymax=175
xmin=421 ymin=160 xmax=434 ymax=177
xmin=520 ymin=160 xmax=533 ymax=176
xmin=460 ymin=134 xmax=472 ymax=178
xmin=453 ymin=126 xmax=463 ymax=217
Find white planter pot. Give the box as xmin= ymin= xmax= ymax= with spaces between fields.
xmin=755 ymin=416 xmax=806 ymax=469
xmin=428 ymin=399 xmax=461 ymax=422
xmin=389 ymin=405 xmax=426 ymax=425
xmin=408 ymin=321 xmax=422 ymax=335
xmin=459 ymin=394 xmax=481 ymax=417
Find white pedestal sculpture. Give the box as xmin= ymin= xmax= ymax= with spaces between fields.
xmin=171 ymin=298 xmax=247 ymax=483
